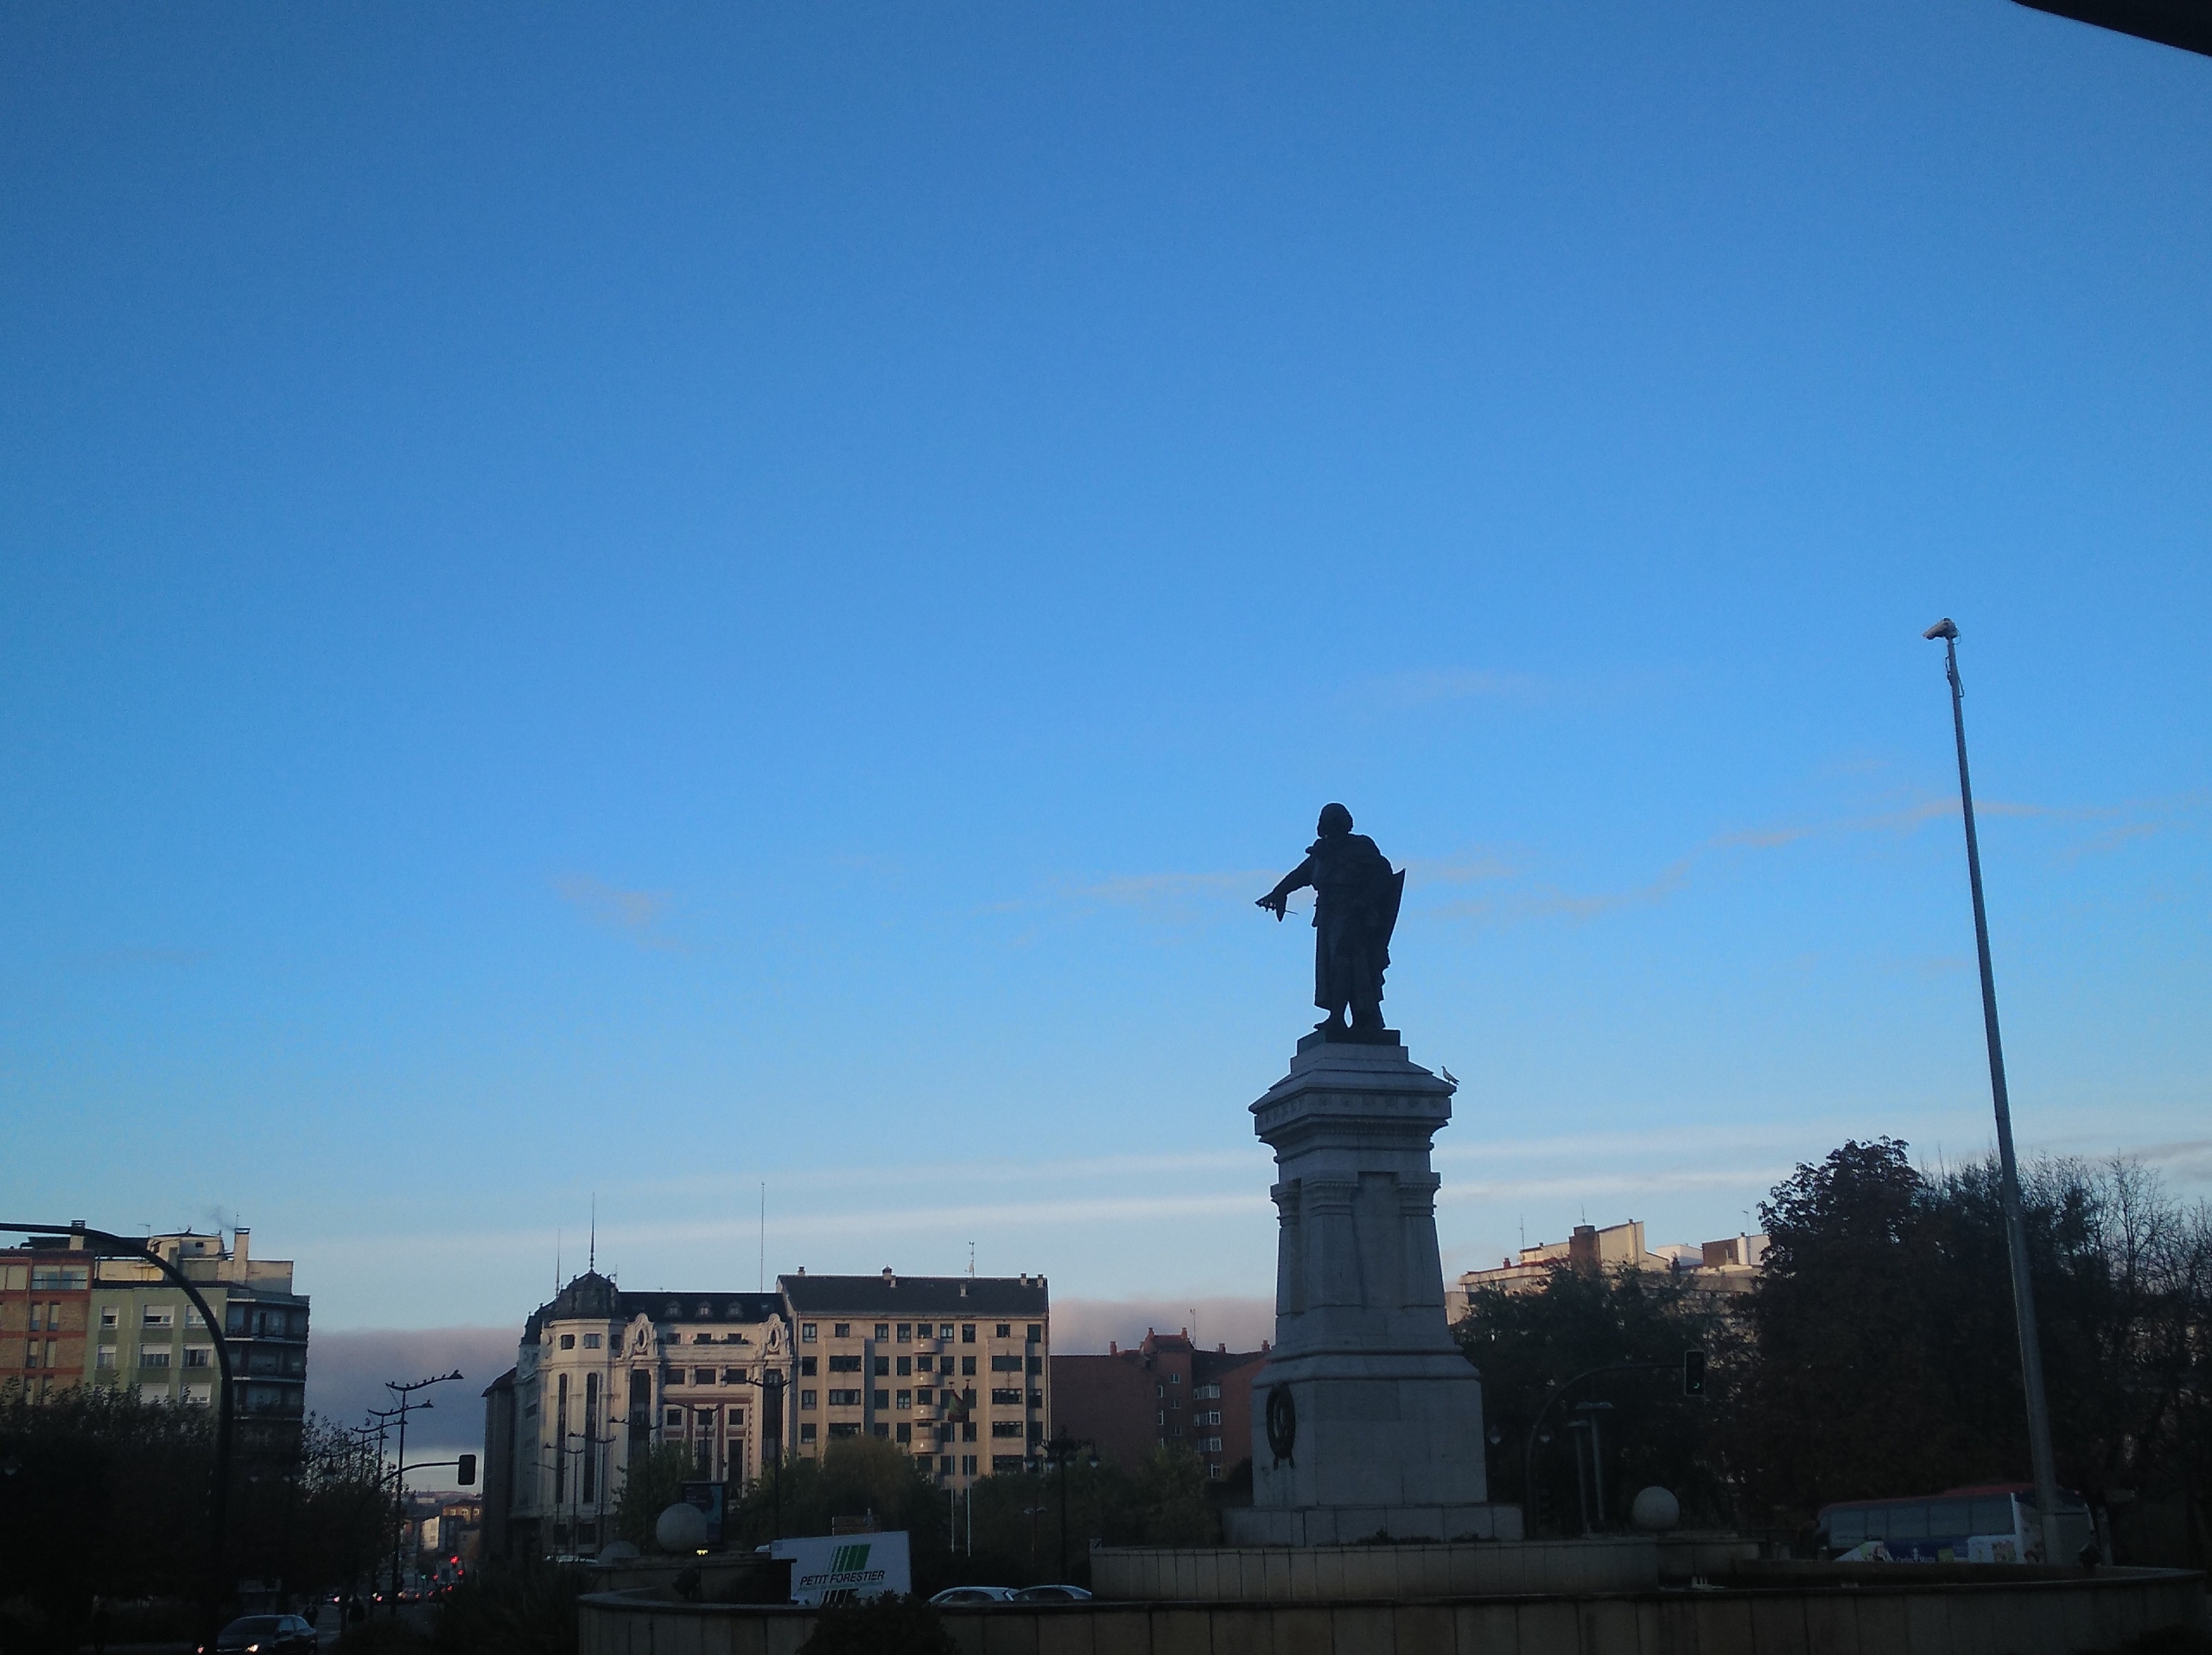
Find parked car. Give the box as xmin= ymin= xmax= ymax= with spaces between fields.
xmin=1011 ymin=1584 xmax=1093 ymax=1601
xmin=197 ymin=1614 xmax=318 ymax=1654
xmin=929 ymin=1585 xmax=1019 ymax=1605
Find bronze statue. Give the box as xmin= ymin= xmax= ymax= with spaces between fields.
xmin=1257 ymin=804 xmax=1404 ymax=1041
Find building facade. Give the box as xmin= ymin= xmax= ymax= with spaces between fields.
xmin=1 ymin=1235 xmax=94 ymax=1401
xmin=486 ymin=1266 xmax=1053 ymax=1558
xmin=79 ymin=1229 xmax=309 ymax=1437
xmin=1454 ymin=1219 xmax=1770 ymax=1319
xmin=496 ymin=1273 xmax=788 ymax=1560
xmin=1052 ymin=1329 xmax=1268 ymax=1480
xmin=779 ymin=1270 xmax=1051 ymax=1493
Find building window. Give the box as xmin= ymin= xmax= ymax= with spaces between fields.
xmin=95 ymin=1346 xmax=116 ymax=1370
xmin=895 ymin=1389 xmax=912 ymax=1409
xmin=583 ymin=1334 xmax=601 ymax=1349
xmin=960 ymin=1325 xmax=976 ymax=1344
xmin=828 ymin=1354 xmax=862 ymax=1373
xmin=961 ymin=1421 xmax=977 ymax=1442
xmin=1199 ymin=1436 xmax=1224 ymax=1453
xmin=185 ymin=1346 xmax=213 ymax=1368
xmin=833 ymin=1323 xmax=850 ymax=1339
xmin=799 ymin=1423 xmax=817 ymax=1444
xmin=872 ymin=1389 xmax=889 ymax=1409
xmin=939 ymin=1455 xmax=955 ymax=1473
xmin=732 ymin=1409 xmax=746 ymax=1427
xmin=961 ymin=1454 xmax=977 ymax=1476
xmin=1027 ymin=1324 xmax=1041 ymax=1344
xmin=827 ymin=1389 xmax=861 ymax=1407
xmin=560 ymin=1334 xmax=575 ymax=1350
xmin=142 ymin=1349 xmax=171 ymax=1369
xmin=1195 ymin=1383 xmax=1221 ymax=1400
xmin=800 ymin=1356 xmax=817 ymax=1377
xmin=829 ymin=1423 xmax=860 ymax=1439
xmin=667 ymin=1409 xmax=684 ymax=1425
xmin=1027 ymin=1356 xmax=1041 ymax=1376
xmin=938 ymin=1322 xmax=955 ymax=1339
xmin=1168 ymin=1372 xmax=1181 ymax=1384
xmin=990 ymin=1421 xmax=1023 ymax=1438
xmin=799 ymin=1390 xmax=817 ymax=1410
xmin=990 ymin=1355 xmax=1022 ymax=1372
xmin=993 ymin=1454 xmax=1025 ymax=1474
xmin=915 ymin=1387 xmax=933 ymax=1404
xmin=990 ymin=1388 xmax=1020 ymax=1406
xmin=100 ymin=1307 xmax=118 ymax=1327
xmin=721 ymin=1368 xmax=746 ymax=1384
xmin=800 ymin=1323 xmax=817 ymax=1342
xmin=995 ymin=1323 xmax=1010 ymax=1339
xmin=693 ymin=1332 xmax=712 ymax=1344
xmin=693 ymin=1369 xmax=715 ymax=1386
xmin=874 ymin=1323 xmax=889 ymax=1340
xmin=961 ymin=1356 xmax=977 ymax=1377
xmin=871 ymin=1423 xmax=890 ymax=1437
xmin=896 ymin=1356 xmax=912 ymax=1377
xmin=874 ymin=1356 xmax=890 ymax=1376
xmin=143 ymin=1308 xmax=173 ymax=1328
xmin=896 ymin=1422 xmax=912 ymax=1443
xmin=897 ymin=1323 xmax=912 ymax=1342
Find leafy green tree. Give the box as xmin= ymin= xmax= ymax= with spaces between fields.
xmin=1734 ymin=1138 xmax=2212 ymax=1556
xmin=612 ymin=1442 xmax=702 ymax=1550
xmin=1456 ymin=1257 xmax=1732 ymax=1534
xmin=0 ymin=1384 xmax=214 ymax=1651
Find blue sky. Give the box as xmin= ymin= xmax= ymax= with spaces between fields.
xmin=4 ymin=2 xmax=2207 ymax=1353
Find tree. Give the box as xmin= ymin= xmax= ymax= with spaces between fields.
xmin=1456 ymin=1260 xmax=1732 ymax=1533
xmin=0 ymin=1384 xmax=214 ymax=1651
xmin=611 ymin=1442 xmax=700 ymax=1551
xmin=1733 ymin=1138 xmax=2212 ymax=1560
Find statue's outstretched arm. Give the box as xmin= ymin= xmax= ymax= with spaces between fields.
xmin=1256 ymin=857 xmax=1314 ymax=920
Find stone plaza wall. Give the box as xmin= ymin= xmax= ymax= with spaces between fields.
xmin=579 ymin=1565 xmax=2207 ymax=1654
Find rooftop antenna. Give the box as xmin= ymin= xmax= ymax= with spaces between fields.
xmin=968 ymin=1242 xmax=976 ymax=1278
xmin=588 ymin=1195 xmax=596 ymax=1273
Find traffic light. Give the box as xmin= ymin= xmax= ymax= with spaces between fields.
xmin=457 ymin=1453 xmax=477 ymax=1486
xmin=1682 ymin=1349 xmax=1707 ymax=1398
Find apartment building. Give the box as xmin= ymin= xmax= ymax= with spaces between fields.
xmin=85 ymin=1229 xmax=309 ymax=1437
xmin=1 ymin=1234 xmax=94 ymax=1401
xmin=1052 ymin=1328 xmax=1268 ymax=1480
xmin=491 ymin=1271 xmax=788 ymax=1560
xmin=779 ymin=1270 xmax=1050 ymax=1492
xmin=1454 ymin=1219 xmax=1770 ymax=1319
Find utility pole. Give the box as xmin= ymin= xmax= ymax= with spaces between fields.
xmin=1924 ymin=619 xmax=2065 ymax=1562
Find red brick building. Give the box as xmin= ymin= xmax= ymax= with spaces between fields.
xmin=1051 ymin=1329 xmax=1268 ymax=1481
xmin=1 ymin=1235 xmax=93 ymax=1401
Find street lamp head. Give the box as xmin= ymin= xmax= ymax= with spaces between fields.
xmin=1923 ymin=618 xmax=1959 ymax=642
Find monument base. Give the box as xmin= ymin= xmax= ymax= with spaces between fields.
xmin=1223 ymin=1500 xmax=1522 ymax=1546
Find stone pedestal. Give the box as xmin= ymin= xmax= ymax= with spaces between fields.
xmin=1224 ymin=1033 xmax=1512 ymax=1546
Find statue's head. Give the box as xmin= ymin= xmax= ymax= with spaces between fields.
xmin=1317 ymin=802 xmax=1353 ymax=837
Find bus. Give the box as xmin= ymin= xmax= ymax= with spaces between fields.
xmin=1816 ymin=1483 xmax=2093 ymax=1564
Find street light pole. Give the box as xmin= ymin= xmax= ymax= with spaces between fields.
xmin=1924 ymin=618 xmax=2064 ymax=1562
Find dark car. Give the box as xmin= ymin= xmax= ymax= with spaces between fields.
xmin=198 ymin=1614 xmax=318 ymax=1654
xmin=1011 ymin=1584 xmax=1093 ymax=1601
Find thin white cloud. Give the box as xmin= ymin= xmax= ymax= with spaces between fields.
xmin=552 ymin=873 xmax=683 ymax=952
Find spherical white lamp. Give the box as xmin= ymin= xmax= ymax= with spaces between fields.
xmin=656 ymin=1501 xmax=710 ymax=1554
xmin=1630 ymin=1486 xmax=1681 ymax=1533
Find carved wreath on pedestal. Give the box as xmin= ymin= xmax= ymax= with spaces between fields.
xmin=1265 ymin=1384 xmax=1296 ymax=1467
